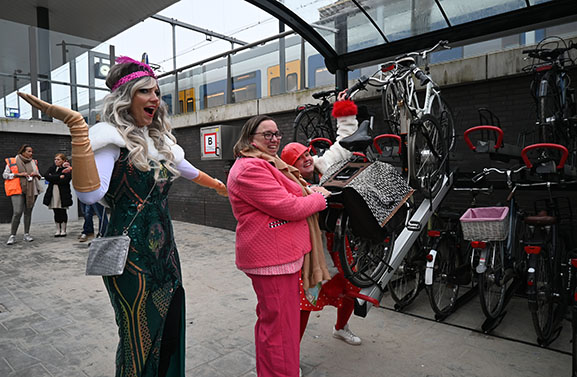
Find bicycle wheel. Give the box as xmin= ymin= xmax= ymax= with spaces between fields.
xmin=478 ymin=241 xmax=507 ymax=320
xmin=293 ymin=106 xmax=334 ymax=145
xmin=382 ymin=82 xmax=404 ymax=135
xmin=429 ymin=95 xmax=456 ymax=152
xmin=529 ymin=247 xmax=556 ymax=343
xmin=337 ymin=211 xmax=392 ymax=288
xmin=388 ymin=243 xmax=423 ymax=309
xmin=408 ymin=114 xmax=447 ymax=198
xmin=425 ymin=236 xmax=461 ymax=317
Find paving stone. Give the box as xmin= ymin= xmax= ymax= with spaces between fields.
xmin=186 ymin=343 xmax=222 ymax=368
xmin=8 ymin=363 xmax=51 ymax=377
xmin=207 ymin=350 xmax=255 ymax=376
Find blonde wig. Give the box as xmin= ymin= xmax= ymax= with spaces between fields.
xmin=101 ymin=69 xmax=180 ymax=181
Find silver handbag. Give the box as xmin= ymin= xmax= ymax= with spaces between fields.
xmin=85 ymin=182 xmax=156 ymax=276
xmin=86 ymin=234 xmax=131 ymax=276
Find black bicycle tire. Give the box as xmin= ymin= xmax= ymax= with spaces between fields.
xmin=478 ymin=241 xmax=507 ymax=320
xmin=388 ymin=243 xmax=423 ymax=309
xmin=382 ymin=82 xmax=403 ymax=135
xmin=425 ymin=235 xmax=460 ymax=317
xmin=292 ymin=106 xmax=335 ymax=144
xmin=529 ymin=247 xmax=556 ymax=343
xmin=429 ymin=95 xmax=456 ymax=152
xmin=407 ymin=114 xmax=447 ymax=198
xmin=337 ymin=211 xmax=392 ymax=288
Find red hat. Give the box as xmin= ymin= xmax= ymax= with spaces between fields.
xmin=281 ymin=142 xmax=310 ymax=166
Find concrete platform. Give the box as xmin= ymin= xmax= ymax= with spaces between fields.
xmin=0 ymin=220 xmax=571 ymax=376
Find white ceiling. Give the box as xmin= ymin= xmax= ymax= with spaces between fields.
xmin=0 ymin=0 xmax=178 ymax=95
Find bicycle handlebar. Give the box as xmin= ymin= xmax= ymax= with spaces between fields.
xmin=345 ymin=75 xmax=369 ymax=99
xmin=471 ymin=166 xmax=527 ymax=187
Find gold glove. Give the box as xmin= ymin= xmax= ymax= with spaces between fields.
xmin=192 ymin=171 xmax=228 ymax=197
xmin=18 ymin=92 xmax=100 ymax=192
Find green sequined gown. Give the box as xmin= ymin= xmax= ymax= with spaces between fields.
xmin=103 ymin=149 xmax=185 ymax=377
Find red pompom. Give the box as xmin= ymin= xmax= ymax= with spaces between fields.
xmin=331 ymin=99 xmax=358 ymax=118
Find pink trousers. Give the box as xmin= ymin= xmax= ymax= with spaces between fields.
xmin=247 ymin=272 xmax=300 ymax=377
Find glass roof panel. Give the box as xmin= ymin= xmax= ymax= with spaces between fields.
xmin=269 ymin=0 xmax=567 ymax=70
xmin=438 ymin=0 xmax=527 ymax=25
xmin=375 ymin=0 xmax=448 ymax=42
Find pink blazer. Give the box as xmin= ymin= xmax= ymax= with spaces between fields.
xmin=227 ymin=157 xmax=326 ymax=270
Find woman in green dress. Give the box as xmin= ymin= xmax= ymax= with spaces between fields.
xmin=19 ymin=56 xmax=227 ymax=377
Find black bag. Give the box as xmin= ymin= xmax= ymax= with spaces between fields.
xmin=320 ymin=161 xmax=414 ymax=241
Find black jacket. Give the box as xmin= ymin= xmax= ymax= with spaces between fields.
xmin=43 ymin=165 xmax=73 ymax=207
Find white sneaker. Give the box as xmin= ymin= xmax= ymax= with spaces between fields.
xmin=332 ymin=324 xmax=362 ymax=345
xmin=299 ymin=367 xmax=302 ymax=377
xmin=6 ymin=235 xmax=16 ymax=245
xmin=23 ymin=234 xmax=34 ymax=242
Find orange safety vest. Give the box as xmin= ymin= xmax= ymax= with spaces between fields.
xmin=4 ymin=157 xmax=38 ymax=197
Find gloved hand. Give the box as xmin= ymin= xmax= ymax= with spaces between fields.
xmin=192 ymin=171 xmax=228 ymax=197
xmin=18 ymin=92 xmax=100 ymax=192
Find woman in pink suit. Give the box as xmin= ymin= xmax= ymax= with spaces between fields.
xmin=227 ymin=115 xmax=331 ymax=377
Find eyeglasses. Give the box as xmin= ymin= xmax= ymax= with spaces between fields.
xmin=252 ymin=131 xmax=283 ymax=140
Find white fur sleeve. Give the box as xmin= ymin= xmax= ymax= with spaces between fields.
xmin=177 ymin=159 xmax=200 ymax=180
xmin=76 ymin=145 xmax=120 ymax=204
xmin=313 ymin=115 xmax=358 ymax=175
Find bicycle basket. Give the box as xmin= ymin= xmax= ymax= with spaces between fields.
xmin=459 ymin=206 xmax=509 ymax=241
xmin=321 ymin=161 xmax=414 ymax=241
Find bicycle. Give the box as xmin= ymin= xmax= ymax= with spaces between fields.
xmin=522 ymin=181 xmax=576 ymax=347
xmin=317 ymin=118 xmax=414 ymax=288
xmin=523 ymin=36 xmax=576 ymax=144
xmin=522 ymin=36 xmax=577 ymax=174
xmin=378 ymin=40 xmax=456 ymax=152
xmin=460 ymin=166 xmax=527 ymax=324
xmin=292 ymin=89 xmax=338 ymax=146
xmin=424 ymin=186 xmax=493 ymax=319
xmin=350 ymin=40 xmax=454 ymax=198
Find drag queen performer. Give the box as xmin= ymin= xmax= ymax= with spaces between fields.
xmin=19 ymin=56 xmax=227 ymax=377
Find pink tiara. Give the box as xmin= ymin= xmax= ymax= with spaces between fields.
xmin=110 ymin=56 xmax=157 ymax=91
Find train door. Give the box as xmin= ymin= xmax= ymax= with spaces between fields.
xmin=268 ymin=59 xmax=301 ymax=96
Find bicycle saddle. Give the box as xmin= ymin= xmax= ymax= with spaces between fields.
xmin=339 ymin=120 xmax=373 ymax=152
xmin=524 ymin=210 xmax=557 ymax=226
xmin=312 ymin=90 xmax=336 ymax=100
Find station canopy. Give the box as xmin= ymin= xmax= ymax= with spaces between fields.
xmin=246 ymin=0 xmax=577 ymax=73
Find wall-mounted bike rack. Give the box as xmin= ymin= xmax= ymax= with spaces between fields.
xmin=354 ymin=171 xmax=455 ymax=317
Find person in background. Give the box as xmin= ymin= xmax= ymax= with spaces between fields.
xmin=43 ymin=153 xmax=72 ymax=237
xmin=227 ymin=114 xmax=331 ymax=377
xmin=280 ymin=92 xmax=362 ymax=346
xmin=19 ymin=54 xmax=227 ymax=377
xmin=3 ymin=144 xmax=43 ymax=245
xmin=78 ymin=201 xmax=108 ymax=242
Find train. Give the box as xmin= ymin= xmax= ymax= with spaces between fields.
xmin=156 ymin=34 xmax=364 ymax=115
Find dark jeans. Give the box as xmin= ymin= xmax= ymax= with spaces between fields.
xmin=81 ymin=202 xmax=108 ymax=236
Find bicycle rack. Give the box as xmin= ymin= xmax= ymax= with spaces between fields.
xmin=354 ymin=171 xmax=455 ymax=317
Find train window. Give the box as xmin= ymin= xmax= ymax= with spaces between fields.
xmin=179 ymin=100 xmax=184 ymax=113
xmin=205 ymin=92 xmax=225 ymax=108
xmin=315 ymin=67 xmax=334 ymax=88
xmin=232 ymin=84 xmax=257 ymax=103
xmin=269 ymin=77 xmax=281 ymax=96
xmin=286 ymin=73 xmax=298 ymax=92
xmin=186 ymin=98 xmax=194 ymax=113
xmin=234 ymin=72 xmax=256 ymax=82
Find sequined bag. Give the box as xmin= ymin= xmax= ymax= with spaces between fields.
xmin=85 ymin=234 xmax=131 ymax=276
xmin=85 ymin=182 xmax=156 ymax=276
